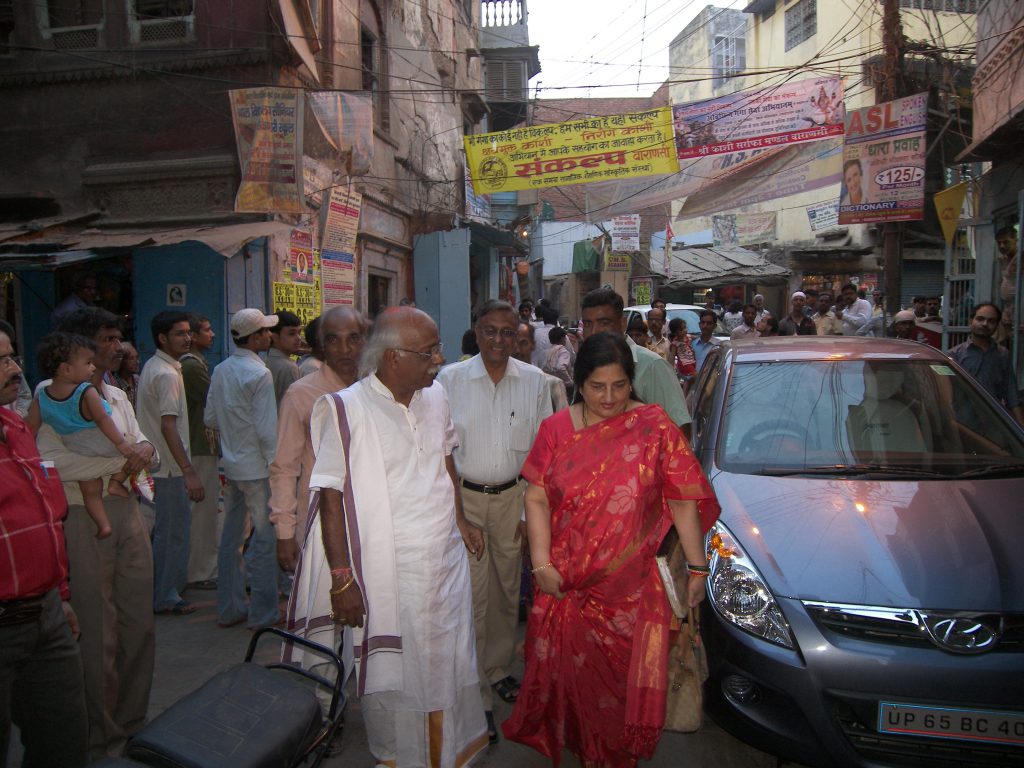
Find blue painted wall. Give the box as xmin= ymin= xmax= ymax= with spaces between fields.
xmin=133 ymin=241 xmax=227 ymax=368
xmin=413 ymin=230 xmax=470 ymax=364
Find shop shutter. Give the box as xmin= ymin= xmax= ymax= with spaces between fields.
xmin=900 ymin=260 xmax=944 ymax=308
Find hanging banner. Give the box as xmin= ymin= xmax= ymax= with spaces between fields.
xmin=611 ymin=215 xmax=641 ymax=252
xmin=464 ymin=107 xmax=679 ymax=194
xmin=672 ymin=76 xmax=844 ymax=161
xmin=320 ymin=185 xmax=361 ymax=307
xmin=679 ymin=138 xmax=843 ymax=220
xmin=307 ymin=91 xmax=374 ymax=176
xmin=230 ymin=87 xmax=304 ymax=213
xmin=287 ymin=227 xmax=316 ymax=284
xmin=934 ymin=182 xmax=969 ymax=246
xmin=712 ymin=212 xmax=777 ymax=246
xmin=839 ymin=92 xmax=928 ymax=225
xmin=606 ymin=252 xmax=630 ymax=271
xmin=806 ymin=200 xmax=840 ymax=231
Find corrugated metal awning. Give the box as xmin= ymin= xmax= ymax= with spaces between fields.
xmin=666 ymin=244 xmax=790 ymax=287
xmin=0 ymin=221 xmax=295 ymax=267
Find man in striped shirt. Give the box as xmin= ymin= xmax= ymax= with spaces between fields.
xmin=0 ymin=328 xmax=88 ymax=767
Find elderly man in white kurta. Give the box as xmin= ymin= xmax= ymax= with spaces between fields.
xmin=307 ymin=307 xmax=488 ymax=768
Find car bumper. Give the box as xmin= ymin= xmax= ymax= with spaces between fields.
xmin=702 ymin=597 xmax=1024 ymax=768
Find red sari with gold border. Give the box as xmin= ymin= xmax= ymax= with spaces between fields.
xmin=503 ymin=404 xmax=719 ymax=766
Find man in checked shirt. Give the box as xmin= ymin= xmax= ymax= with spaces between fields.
xmin=0 ymin=327 xmax=88 ymax=767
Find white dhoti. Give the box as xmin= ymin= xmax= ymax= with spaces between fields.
xmin=305 ymin=380 xmax=488 ymax=768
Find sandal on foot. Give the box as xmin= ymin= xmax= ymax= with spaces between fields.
xmin=493 ymin=675 xmax=520 ymax=704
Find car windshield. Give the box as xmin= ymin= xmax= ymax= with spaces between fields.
xmin=718 ymin=359 xmax=1024 ymax=476
xmin=666 ymin=309 xmax=701 ymax=334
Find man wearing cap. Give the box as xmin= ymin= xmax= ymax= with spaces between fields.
xmin=891 ymin=310 xmax=917 ymax=340
xmin=204 ymin=309 xmax=281 ymax=629
xmin=778 ymin=292 xmax=816 ymax=336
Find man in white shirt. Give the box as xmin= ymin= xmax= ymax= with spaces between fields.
xmin=646 ymin=306 xmax=670 ymax=362
xmin=204 ymin=308 xmax=280 ymax=629
xmin=836 ymin=283 xmax=873 ymax=336
xmin=137 ymin=310 xmax=202 ymax=615
xmin=438 ymin=300 xmax=551 ymax=741
xmin=309 ymin=307 xmax=488 ymax=767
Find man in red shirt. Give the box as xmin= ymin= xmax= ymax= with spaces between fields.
xmin=0 ymin=327 xmax=88 ymax=767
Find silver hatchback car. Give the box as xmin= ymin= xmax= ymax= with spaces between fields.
xmin=686 ymin=337 xmax=1024 ymax=768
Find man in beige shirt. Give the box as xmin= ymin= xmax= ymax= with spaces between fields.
xmin=812 ymin=292 xmax=843 ymax=336
xmin=646 ymin=306 xmax=671 ymax=362
xmin=270 ymin=307 xmax=366 ymax=571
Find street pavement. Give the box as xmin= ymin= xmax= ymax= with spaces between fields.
xmin=8 ymin=588 xmax=803 ymax=767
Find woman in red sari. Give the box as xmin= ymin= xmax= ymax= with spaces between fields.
xmin=503 ymin=332 xmax=719 ymax=767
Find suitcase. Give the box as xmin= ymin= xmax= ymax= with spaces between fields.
xmin=121 ymin=628 xmax=344 ymax=768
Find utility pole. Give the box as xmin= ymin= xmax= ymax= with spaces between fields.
xmin=881 ymin=0 xmax=904 ymax=317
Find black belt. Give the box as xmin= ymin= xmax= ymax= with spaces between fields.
xmin=461 ymin=477 xmax=521 ymax=494
xmin=0 ymin=594 xmax=46 ymax=627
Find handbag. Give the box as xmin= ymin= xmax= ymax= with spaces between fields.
xmin=663 ymin=606 xmax=709 ymax=733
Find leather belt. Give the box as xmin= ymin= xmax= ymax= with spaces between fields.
xmin=461 ymin=477 xmax=521 ymax=494
xmin=0 ymin=594 xmax=46 ymax=627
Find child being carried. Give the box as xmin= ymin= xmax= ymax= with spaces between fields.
xmin=28 ymin=332 xmax=138 ymax=539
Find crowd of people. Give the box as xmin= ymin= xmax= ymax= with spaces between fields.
xmin=2 ymin=271 xmax=1021 ymax=767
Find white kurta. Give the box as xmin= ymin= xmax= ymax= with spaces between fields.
xmin=306 ymin=376 xmax=486 ymax=767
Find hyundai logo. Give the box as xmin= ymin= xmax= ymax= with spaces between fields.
xmin=920 ymin=614 xmax=999 ymax=654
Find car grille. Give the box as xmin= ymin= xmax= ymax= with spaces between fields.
xmin=829 ymin=697 xmax=1024 ymax=768
xmin=805 ymin=602 xmax=1024 ymax=652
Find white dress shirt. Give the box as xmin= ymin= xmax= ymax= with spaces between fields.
xmin=840 ymin=297 xmax=873 ymax=336
xmin=136 ymin=349 xmax=189 ymax=478
xmin=437 ymin=354 xmax=552 ymax=484
xmin=204 ymin=348 xmax=277 ymax=481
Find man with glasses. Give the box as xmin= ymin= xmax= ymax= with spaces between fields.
xmin=309 ymin=306 xmax=488 ymax=766
xmin=438 ymin=300 xmax=551 ymax=743
xmin=949 ymin=303 xmax=1023 ymax=426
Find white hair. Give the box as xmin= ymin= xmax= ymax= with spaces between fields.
xmin=359 ymin=320 xmax=402 ymax=379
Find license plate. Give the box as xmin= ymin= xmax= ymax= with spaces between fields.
xmin=879 ymin=702 xmax=1024 ymax=746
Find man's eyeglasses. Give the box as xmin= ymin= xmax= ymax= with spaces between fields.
xmin=395 ymin=343 xmax=444 ymax=360
xmin=0 ymin=354 xmax=21 ymax=369
xmin=479 ymin=327 xmax=518 ymax=340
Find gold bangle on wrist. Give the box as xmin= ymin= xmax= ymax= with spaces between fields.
xmin=531 ymin=562 xmax=553 ymax=574
xmin=329 ymin=577 xmax=355 ymax=596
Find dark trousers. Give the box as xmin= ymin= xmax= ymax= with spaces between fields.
xmin=0 ymin=589 xmax=88 ymax=768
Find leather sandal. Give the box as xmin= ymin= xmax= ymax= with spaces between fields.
xmin=493 ymin=676 xmax=520 ymax=704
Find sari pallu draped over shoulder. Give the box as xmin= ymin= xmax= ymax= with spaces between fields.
xmin=503 ymin=404 xmax=719 ymax=767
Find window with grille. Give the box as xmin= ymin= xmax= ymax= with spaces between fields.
xmin=712 ymin=34 xmax=745 ymax=89
xmin=361 ymin=0 xmax=389 ymax=131
xmin=895 ymin=0 xmax=977 ymax=12
xmin=38 ymin=0 xmax=103 ymax=49
xmin=128 ymin=0 xmax=194 ymax=44
xmin=784 ymin=0 xmax=816 ymax=51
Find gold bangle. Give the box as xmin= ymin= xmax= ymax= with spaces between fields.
xmin=531 ymin=562 xmax=553 ymax=574
xmin=329 ymin=577 xmax=355 ymax=596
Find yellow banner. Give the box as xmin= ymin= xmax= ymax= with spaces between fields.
xmin=934 ymin=182 xmax=969 ymax=246
xmin=272 ymin=281 xmax=321 ymax=326
xmin=464 ymin=107 xmax=679 ymax=194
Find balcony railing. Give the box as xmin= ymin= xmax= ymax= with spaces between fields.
xmin=482 ymin=0 xmax=523 ymax=28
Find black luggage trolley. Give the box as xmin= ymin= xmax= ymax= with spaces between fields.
xmin=97 ymin=628 xmax=345 ymax=768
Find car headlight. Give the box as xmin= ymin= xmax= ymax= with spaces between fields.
xmin=706 ymin=522 xmax=795 ymax=649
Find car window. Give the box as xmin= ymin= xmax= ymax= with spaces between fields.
xmin=690 ymin=349 xmax=721 ymax=450
xmin=718 ymin=360 xmax=1024 ymax=475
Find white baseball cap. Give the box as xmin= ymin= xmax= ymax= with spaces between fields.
xmin=230 ymin=308 xmax=278 ymax=338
